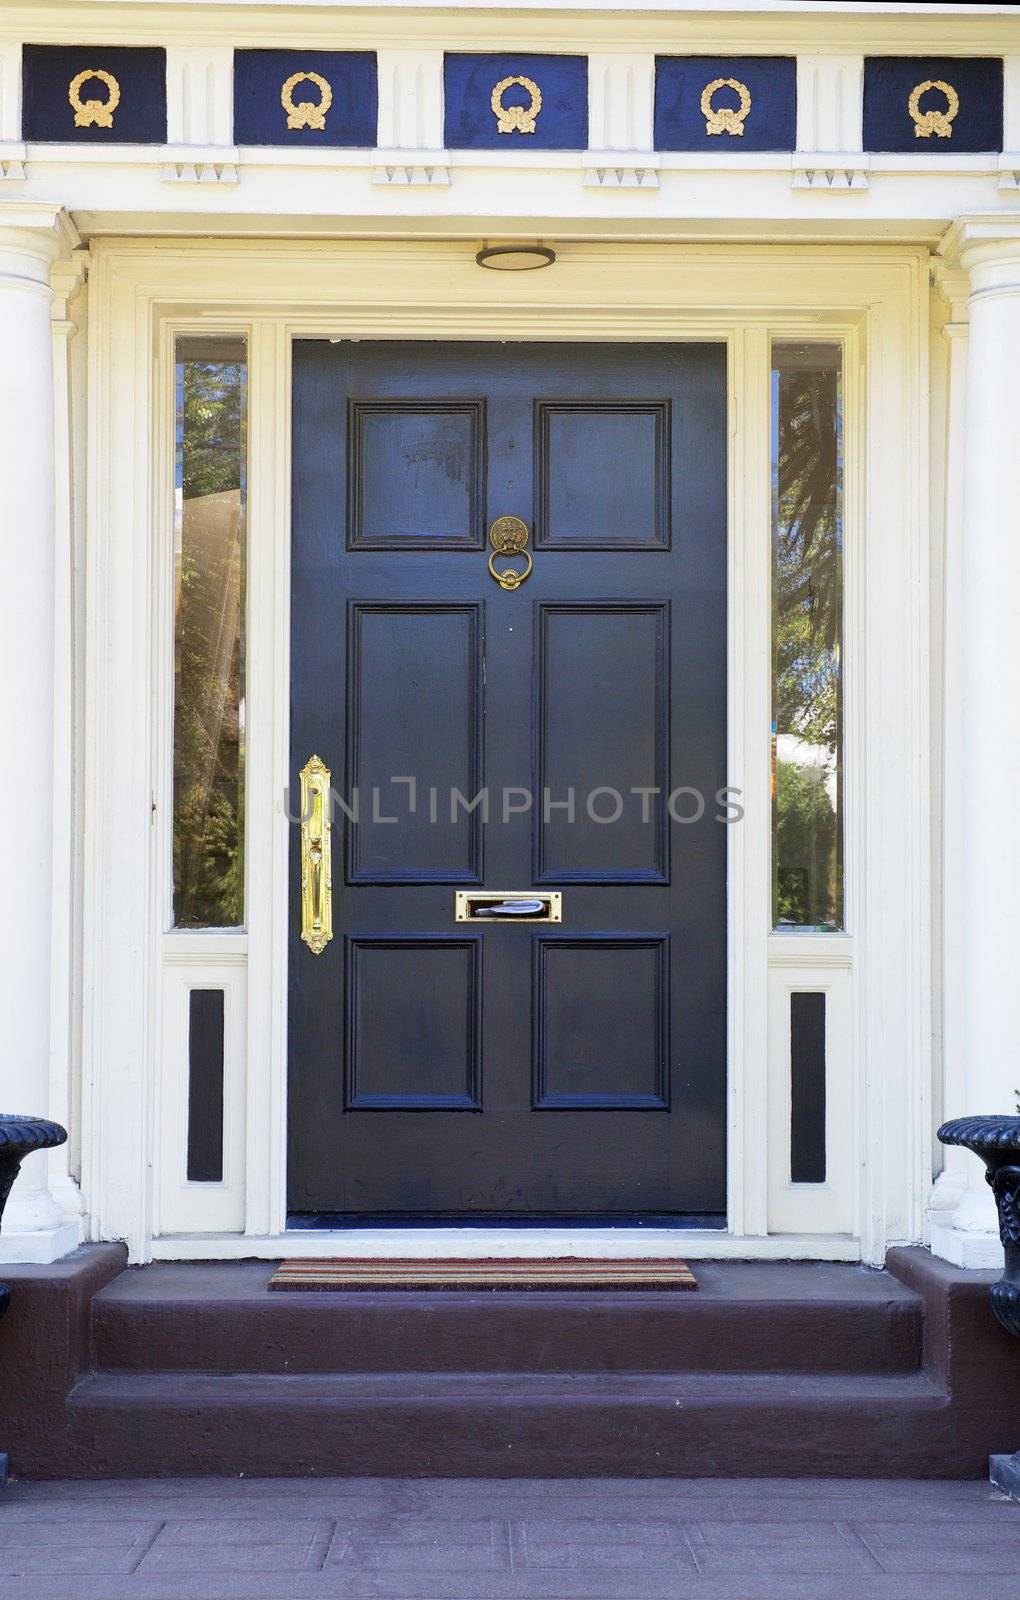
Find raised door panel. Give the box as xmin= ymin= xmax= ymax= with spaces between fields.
xmin=347 ymin=400 xmax=485 ymax=549
xmin=345 ymin=937 xmax=483 ymax=1111
xmin=535 ymin=400 xmax=670 ymax=549
xmin=533 ymin=935 xmax=670 ymax=1110
xmin=535 ymin=602 xmax=669 ymax=883
xmin=346 ymin=603 xmax=484 ymax=884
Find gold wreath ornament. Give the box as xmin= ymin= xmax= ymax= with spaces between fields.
xmin=907 ymin=79 xmax=959 ymax=140
xmin=491 ymin=75 xmax=542 ymax=135
xmin=280 ymin=70 xmax=333 ymax=131
xmin=700 ymin=77 xmax=752 ymax=137
xmin=68 ymin=69 xmax=121 ymax=130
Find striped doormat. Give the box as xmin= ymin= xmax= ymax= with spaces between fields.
xmin=268 ymin=1257 xmax=697 ymax=1291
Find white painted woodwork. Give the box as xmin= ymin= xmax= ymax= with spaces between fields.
xmin=767 ymin=946 xmax=854 ymax=1236
xmin=48 ymin=247 xmax=89 ymax=1236
xmin=0 ymin=203 xmax=81 ymax=1262
xmin=0 ymin=0 xmax=1006 ymax=1266
xmin=796 ymin=55 xmax=864 ymax=156
xmin=0 ymin=41 xmax=24 ymax=178
xmin=157 ymin=937 xmax=247 ymax=1234
xmin=930 ymin=216 xmax=1020 ymax=1269
xmin=75 ymin=237 xmax=930 ymax=1264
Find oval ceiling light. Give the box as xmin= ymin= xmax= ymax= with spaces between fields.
xmin=476 ymin=244 xmax=556 ymax=271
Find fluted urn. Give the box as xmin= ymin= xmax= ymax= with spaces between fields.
xmin=0 ymin=1116 xmax=68 ymax=1322
xmin=938 ymin=1116 xmax=1020 ymax=1338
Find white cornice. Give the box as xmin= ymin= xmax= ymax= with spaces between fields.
xmin=0 ymin=4 xmax=1017 ymax=54
xmin=6 ymin=1 xmax=1013 ymax=11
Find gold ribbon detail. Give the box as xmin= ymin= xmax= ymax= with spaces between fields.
xmin=491 ymin=76 xmax=542 ymax=135
xmin=280 ymin=71 xmax=333 ymax=131
xmin=68 ymin=69 xmax=121 ymax=129
xmin=908 ymin=79 xmax=959 ymax=140
xmin=701 ymin=77 xmax=752 ymax=137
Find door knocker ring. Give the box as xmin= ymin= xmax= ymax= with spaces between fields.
xmin=488 ymin=515 xmax=533 ymax=591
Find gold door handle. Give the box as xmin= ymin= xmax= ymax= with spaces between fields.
xmin=299 ymin=755 xmax=333 ymax=955
xmin=488 ymin=515 xmax=532 ymax=591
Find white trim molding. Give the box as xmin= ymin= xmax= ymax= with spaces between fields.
xmin=77 ymin=236 xmax=929 ymax=1265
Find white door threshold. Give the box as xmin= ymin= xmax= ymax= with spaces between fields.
xmin=147 ymin=1229 xmax=862 ymax=1263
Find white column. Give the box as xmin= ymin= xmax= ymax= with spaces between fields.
xmin=932 ymin=216 xmax=1020 ymax=1268
xmin=0 ymin=203 xmax=80 ymax=1262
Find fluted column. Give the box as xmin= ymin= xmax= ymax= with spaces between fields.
xmin=932 ymin=215 xmax=1020 ymax=1268
xmin=0 ymin=202 xmax=80 ymax=1261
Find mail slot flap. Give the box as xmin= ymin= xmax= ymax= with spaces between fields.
xmin=455 ymin=891 xmax=562 ymax=923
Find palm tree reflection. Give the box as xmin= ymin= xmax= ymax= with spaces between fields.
xmin=772 ymin=347 xmax=843 ymax=930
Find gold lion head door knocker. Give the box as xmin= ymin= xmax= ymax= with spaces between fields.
xmin=488 ymin=516 xmax=532 ymax=591
xmin=280 ymin=71 xmax=333 ymax=131
xmin=908 ymin=79 xmax=959 ymax=140
xmin=701 ymin=77 xmax=752 ymax=137
xmin=491 ymin=75 xmax=542 ymax=136
xmin=68 ymin=69 xmax=120 ymax=129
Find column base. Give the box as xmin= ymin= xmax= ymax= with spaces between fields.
xmin=0 ymin=1219 xmax=80 ymax=1264
xmin=929 ymin=1216 xmax=1004 ymax=1270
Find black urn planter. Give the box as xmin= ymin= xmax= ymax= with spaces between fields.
xmin=937 ymin=1116 xmax=1020 ymax=1338
xmin=0 ymin=1115 xmax=68 ymax=1322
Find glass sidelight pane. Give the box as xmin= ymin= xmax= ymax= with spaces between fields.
xmin=173 ymin=338 xmax=247 ymax=928
xmin=771 ymin=343 xmax=844 ymax=931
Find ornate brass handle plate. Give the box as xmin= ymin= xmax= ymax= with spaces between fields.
xmin=488 ymin=515 xmax=532 ymax=591
xmin=299 ymin=755 xmax=333 ymax=955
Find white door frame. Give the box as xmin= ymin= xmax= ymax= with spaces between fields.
xmin=80 ymin=235 xmax=930 ymax=1264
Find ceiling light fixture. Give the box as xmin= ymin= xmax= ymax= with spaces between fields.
xmin=476 ymin=244 xmax=556 ymax=271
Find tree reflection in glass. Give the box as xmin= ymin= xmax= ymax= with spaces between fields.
xmin=772 ymin=344 xmax=843 ymax=930
xmin=173 ymin=339 xmax=247 ymax=927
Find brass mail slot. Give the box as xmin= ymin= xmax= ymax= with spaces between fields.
xmin=455 ymin=891 xmax=562 ymax=924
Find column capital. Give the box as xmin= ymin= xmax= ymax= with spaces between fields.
xmin=939 ymin=212 xmax=1020 ymax=292
xmin=0 ymin=201 xmax=80 ymax=282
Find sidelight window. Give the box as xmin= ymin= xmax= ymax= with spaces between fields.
xmin=172 ymin=337 xmax=248 ymax=928
xmin=771 ymin=343 xmax=844 ymax=932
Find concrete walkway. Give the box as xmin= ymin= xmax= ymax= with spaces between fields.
xmin=0 ymin=1477 xmax=1017 ymax=1599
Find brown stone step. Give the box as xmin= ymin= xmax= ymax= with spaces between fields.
xmin=66 ymin=1368 xmax=955 ymax=1479
xmin=89 ymin=1259 xmax=923 ymax=1376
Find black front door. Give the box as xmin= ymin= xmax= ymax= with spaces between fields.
xmin=288 ymin=341 xmax=727 ymax=1221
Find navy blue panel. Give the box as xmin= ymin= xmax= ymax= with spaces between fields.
xmin=654 ymin=56 xmax=796 ymax=153
xmin=22 ymin=45 xmax=166 ymax=144
xmin=187 ymin=988 xmax=225 ymax=1184
xmin=444 ymin=54 xmax=587 ymax=151
xmin=234 ymin=50 xmax=377 ymax=148
xmin=864 ymin=58 xmax=1002 ymax=153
